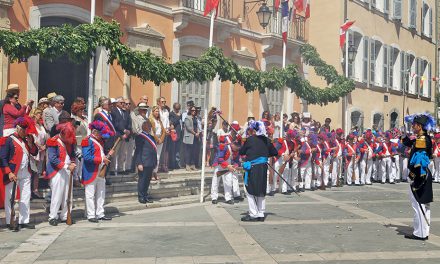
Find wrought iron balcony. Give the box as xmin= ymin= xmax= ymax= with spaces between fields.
xmin=182 ymin=0 xmax=233 ymax=20
xmin=266 ymin=12 xmax=306 ymax=42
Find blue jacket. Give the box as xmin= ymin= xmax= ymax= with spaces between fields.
xmin=135 ymin=132 xmax=158 ymax=168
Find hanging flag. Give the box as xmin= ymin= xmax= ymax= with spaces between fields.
xmin=294 ymin=0 xmax=304 ymax=13
xmin=274 ymin=0 xmax=281 ymax=12
xmin=339 ymin=20 xmax=355 ymax=48
xmin=304 ymin=0 xmax=311 ymax=19
xmin=203 ymin=0 xmax=220 ymax=17
xmin=282 ymin=0 xmax=289 ymax=43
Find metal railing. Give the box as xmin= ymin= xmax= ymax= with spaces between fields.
xmin=267 ymin=12 xmax=306 ymax=42
xmin=182 ymin=0 xmax=233 ymax=20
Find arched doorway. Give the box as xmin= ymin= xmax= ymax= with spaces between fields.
xmin=38 ymin=16 xmax=89 ymax=110
xmin=390 ymin=111 xmax=399 ymax=129
xmin=350 ymin=110 xmax=364 ymax=132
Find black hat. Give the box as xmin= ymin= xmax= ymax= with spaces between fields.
xmin=413 ymin=115 xmax=428 ymax=126
xmin=187 ymin=100 xmax=194 ymax=106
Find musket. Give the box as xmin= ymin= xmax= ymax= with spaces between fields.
xmin=364 ymin=147 xmax=370 ymax=175
xmin=10 ymin=181 xmax=18 ymax=231
xmin=66 ymin=165 xmax=74 ymax=226
xmin=267 ymin=162 xmax=300 ymax=196
xmin=99 ymin=137 xmax=122 ymax=178
xmin=320 ymin=154 xmax=326 ymax=190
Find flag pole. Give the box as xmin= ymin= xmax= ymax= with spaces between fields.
xmin=281 ymin=41 xmax=287 ymax=137
xmin=87 ymin=0 xmax=96 ymax=134
xmin=200 ymin=9 xmax=216 ymax=203
xmin=344 ymin=24 xmax=349 ymax=133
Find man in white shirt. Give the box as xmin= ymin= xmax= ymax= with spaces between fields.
xmin=157 ymin=97 xmax=170 ymax=172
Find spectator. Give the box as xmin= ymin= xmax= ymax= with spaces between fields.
xmin=195 ymin=106 xmax=203 ymax=168
xmin=183 ymin=105 xmax=199 ymax=171
xmin=169 ymin=102 xmax=182 ymax=170
xmin=2 ymin=84 xmax=33 ymax=136
xmin=50 ymin=110 xmax=74 ymax=137
xmin=131 ymin=102 xmax=149 ymax=173
xmin=273 ymin=112 xmax=282 ymax=139
xmin=157 ymin=97 xmax=170 ymax=173
xmin=123 ymin=98 xmax=135 ymax=173
xmin=111 ymin=97 xmax=132 ymax=174
xmin=282 ymin=113 xmax=289 ymax=132
xmin=93 ymin=96 xmax=108 ymax=116
xmin=217 ymin=120 xmax=230 ymax=137
xmin=289 ymin=113 xmax=301 ymax=130
xmin=262 ymin=110 xmax=270 ymax=121
xmin=180 ymin=100 xmax=194 ymax=168
xmin=321 ymin=117 xmax=332 ymax=133
xmin=71 ymin=102 xmax=88 ymax=187
xmin=37 ymin=97 xmax=49 ymax=111
xmin=133 ymin=95 xmax=150 ymax=117
xmin=149 ymin=106 xmax=166 ymax=179
xmin=44 ymin=95 xmax=64 ymax=132
xmin=206 ymin=107 xmax=218 ymax=167
xmin=29 ymin=108 xmax=47 ymax=199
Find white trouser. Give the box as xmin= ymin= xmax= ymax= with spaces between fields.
xmin=222 ymin=171 xmax=234 ymax=201
xmin=322 ymin=156 xmax=331 ymax=186
xmin=400 ymin=157 xmax=409 ymax=181
xmin=373 ymin=159 xmax=380 ymax=182
xmin=394 ymin=155 xmax=400 ymax=181
xmin=85 ymin=176 xmax=106 ymax=219
xmin=434 ymin=157 xmax=440 ymax=182
xmin=346 ymin=159 xmax=359 ymax=185
xmin=330 ymin=157 xmax=341 ymax=186
xmin=313 ymin=163 xmax=322 ymax=187
xmin=273 ymin=158 xmax=290 ymax=193
xmin=301 ymin=160 xmax=312 ymax=189
xmin=359 ymin=158 xmax=373 ymax=184
xmin=380 ymin=157 xmax=395 ymax=183
xmin=49 ymin=169 xmax=72 ymax=221
xmin=232 ymin=173 xmax=240 ymax=198
xmin=211 ymin=167 xmax=222 ymax=200
xmin=290 ymin=160 xmax=298 ymax=190
xmin=4 ymin=169 xmax=31 ymax=225
xmin=246 ymin=193 xmax=265 ymax=218
xmin=409 ymin=184 xmax=430 ymax=238
xmin=73 ymin=155 xmax=83 ymax=182
xmin=153 ymin=143 xmax=164 ymax=173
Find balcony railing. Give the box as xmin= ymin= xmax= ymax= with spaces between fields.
xmin=267 ymin=12 xmax=306 ymax=42
xmin=182 ymin=0 xmax=233 ymax=20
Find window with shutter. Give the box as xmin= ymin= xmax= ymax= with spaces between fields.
xmin=371 ymin=0 xmax=376 ymax=8
xmin=422 ymin=3 xmax=431 ymax=37
xmin=393 ymin=0 xmax=402 ymax=20
xmin=389 ymin=47 xmax=395 ymax=89
xmin=363 ymin=37 xmax=369 ymax=83
xmin=370 ymin=39 xmax=376 ymax=84
xmin=406 ymin=54 xmax=413 ymax=93
xmin=428 ymin=63 xmax=432 ymax=98
xmin=384 ymin=0 xmax=390 ymax=14
xmin=400 ymin=51 xmax=405 ymax=91
xmin=383 ymin=45 xmax=388 ymax=87
xmin=409 ymin=0 xmax=417 ymax=29
xmin=348 ymin=31 xmax=354 ymax=79
xmin=429 ymin=8 xmax=433 ymax=37
xmin=415 ymin=58 xmax=420 ymax=95
xmin=179 ymin=55 xmax=210 ymax=110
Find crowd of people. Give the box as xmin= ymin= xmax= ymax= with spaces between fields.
xmin=0 ymin=83 xmax=435 ymax=239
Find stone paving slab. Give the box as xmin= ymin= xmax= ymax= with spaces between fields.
xmin=110 ymin=206 xmax=213 ymax=223
xmin=314 ymin=187 xmax=409 ymax=201
xmin=36 ymin=226 xmax=234 ymax=261
xmin=0 ymin=229 xmax=37 ymax=260
xmin=243 ymin=222 xmax=439 ymax=254
xmin=279 ymin=259 xmax=440 ymax=264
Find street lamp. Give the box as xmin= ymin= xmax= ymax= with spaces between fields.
xmin=256 ymin=3 xmax=272 ymax=29
xmin=243 ymin=1 xmax=272 ymax=29
xmin=347 ymin=40 xmax=357 ymax=62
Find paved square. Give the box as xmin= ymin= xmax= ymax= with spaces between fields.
xmin=1 ymin=183 xmax=440 ymax=264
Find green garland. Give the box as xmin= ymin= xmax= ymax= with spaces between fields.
xmin=0 ymin=18 xmax=354 ymax=105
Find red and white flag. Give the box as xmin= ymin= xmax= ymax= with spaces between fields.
xmin=203 ymin=0 xmax=220 ymax=17
xmin=339 ymin=20 xmax=355 ymax=48
xmin=274 ymin=0 xmax=281 ymax=12
xmin=304 ymin=0 xmax=311 ymax=19
xmin=282 ymin=0 xmax=289 ymax=43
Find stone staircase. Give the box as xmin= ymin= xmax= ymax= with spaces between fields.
xmin=0 ymin=168 xmax=219 ymax=226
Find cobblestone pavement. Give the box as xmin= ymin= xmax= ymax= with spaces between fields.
xmin=1 ymin=183 xmax=440 ymax=264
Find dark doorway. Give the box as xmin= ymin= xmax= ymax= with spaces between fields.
xmin=38 ymin=17 xmax=88 ymax=112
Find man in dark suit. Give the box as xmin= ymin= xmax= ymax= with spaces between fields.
xmin=135 ymin=120 xmax=157 ymax=204
xmin=169 ymin=102 xmax=182 ymax=170
xmin=110 ymin=97 xmax=132 ymax=175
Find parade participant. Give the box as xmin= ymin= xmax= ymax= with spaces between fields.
xmin=227 ymin=121 xmax=243 ymax=200
xmin=0 ymin=117 xmax=38 ymax=230
xmin=330 ymin=129 xmax=344 ymax=187
xmin=309 ymin=133 xmax=321 ymax=189
xmin=379 ymin=132 xmax=398 ymax=184
xmin=45 ymin=123 xmax=76 ymax=226
xmin=135 ymin=120 xmax=158 ymax=204
xmin=401 ymin=113 xmax=435 ymax=240
xmin=432 ymin=133 xmax=440 ymax=183
xmin=239 ymin=121 xmax=277 ymax=221
xmin=298 ymin=133 xmax=312 ymax=191
xmin=398 ymin=133 xmax=411 ymax=182
xmin=319 ymin=132 xmax=332 ymax=187
xmin=372 ymin=133 xmax=383 ymax=183
xmin=211 ymin=136 xmax=241 ymax=204
xmin=82 ymin=121 xmax=114 ymax=222
xmin=272 ymin=131 xmax=291 ymax=195
xmin=359 ymin=130 xmax=375 ymax=185
xmin=343 ymin=134 xmax=360 ymax=185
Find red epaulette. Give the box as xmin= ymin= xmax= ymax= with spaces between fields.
xmin=277 ymin=138 xmax=284 ymax=144
xmin=0 ymin=136 xmax=8 ymax=146
xmin=46 ymin=137 xmax=58 ymax=147
xmin=81 ymin=137 xmax=90 ymax=147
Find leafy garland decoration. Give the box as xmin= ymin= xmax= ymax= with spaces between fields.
xmin=0 ymin=18 xmax=355 ymax=105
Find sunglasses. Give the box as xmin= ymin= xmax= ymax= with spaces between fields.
xmin=13 ymin=96 xmax=19 ymax=99
xmin=161 ymin=101 xmax=166 ymax=103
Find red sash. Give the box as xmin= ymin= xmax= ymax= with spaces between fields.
xmin=98 ymin=111 xmax=116 ymax=133
xmin=140 ymin=132 xmax=157 ymax=151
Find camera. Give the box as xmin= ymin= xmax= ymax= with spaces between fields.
xmin=74 ymin=150 xmax=83 ymax=161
